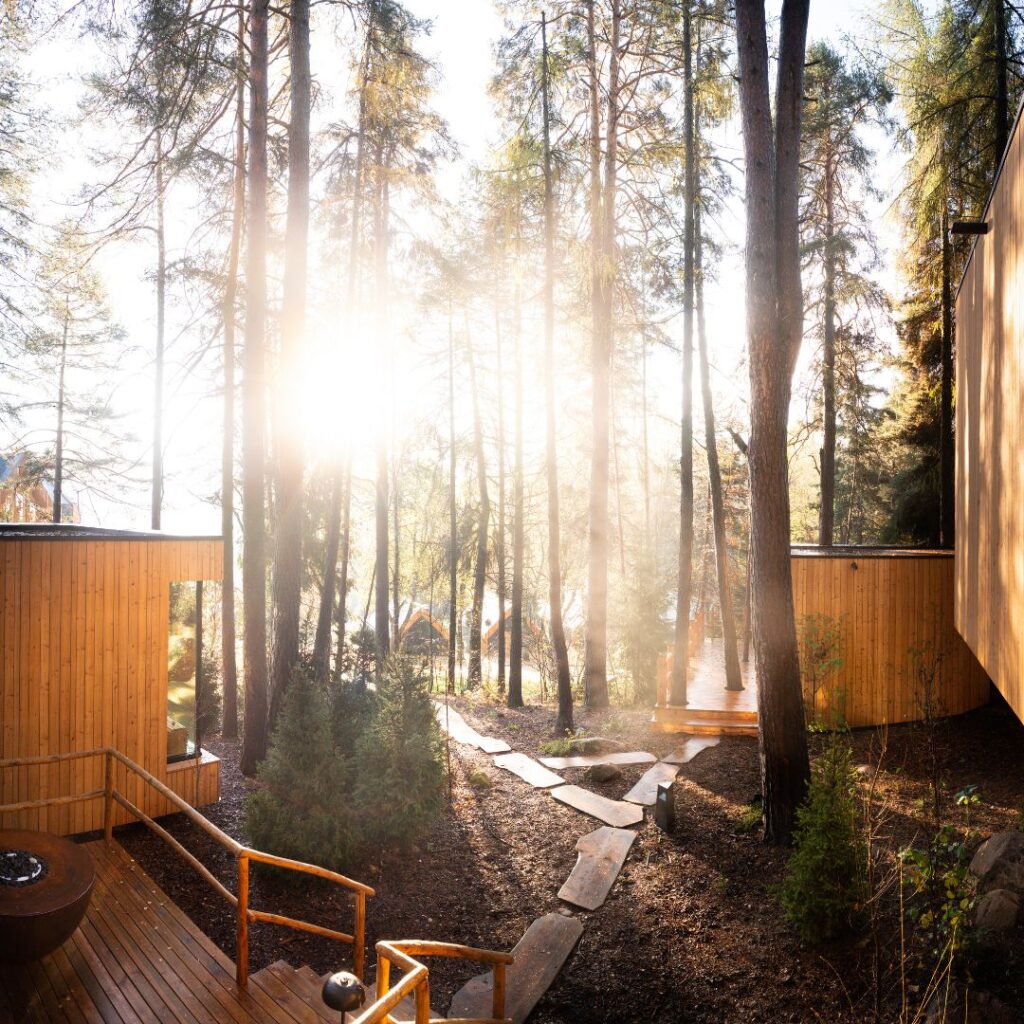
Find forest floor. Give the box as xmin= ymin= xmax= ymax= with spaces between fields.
xmin=115 ymin=692 xmax=1024 ymax=1024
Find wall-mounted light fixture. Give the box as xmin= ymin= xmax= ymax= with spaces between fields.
xmin=950 ymin=221 xmax=990 ymax=235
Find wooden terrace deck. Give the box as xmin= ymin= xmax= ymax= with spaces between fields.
xmin=0 ymin=839 xmax=336 ymax=1024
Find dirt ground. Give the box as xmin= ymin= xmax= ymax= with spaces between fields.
xmin=115 ymin=694 xmax=1024 ymax=1023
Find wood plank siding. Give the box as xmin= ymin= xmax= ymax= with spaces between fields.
xmin=955 ymin=104 xmax=1024 ymax=724
xmin=0 ymin=531 xmax=223 ymax=834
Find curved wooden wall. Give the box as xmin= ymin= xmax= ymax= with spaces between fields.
xmin=791 ymin=551 xmax=990 ymax=728
xmin=0 ymin=534 xmax=223 ymax=835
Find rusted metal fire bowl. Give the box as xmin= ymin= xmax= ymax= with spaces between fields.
xmin=0 ymin=829 xmax=95 ymax=963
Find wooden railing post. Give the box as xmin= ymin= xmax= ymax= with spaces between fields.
xmin=103 ymin=750 xmax=114 ymax=841
xmin=377 ymin=953 xmax=391 ymax=1024
xmin=415 ymin=979 xmax=430 ymax=1024
xmin=492 ymin=962 xmax=506 ymax=1021
xmin=236 ymin=852 xmax=249 ymax=989
xmin=354 ymin=891 xmax=366 ymax=981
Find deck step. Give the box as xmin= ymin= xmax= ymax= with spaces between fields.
xmin=651 ymin=711 xmax=758 ymax=737
xmin=448 ymin=913 xmax=583 ymax=1024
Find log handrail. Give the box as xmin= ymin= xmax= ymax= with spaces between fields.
xmin=350 ymin=939 xmax=514 ymax=1024
xmin=0 ymin=747 xmax=375 ymax=988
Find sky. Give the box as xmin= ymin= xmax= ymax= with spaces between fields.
xmin=11 ymin=0 xmax=916 ymax=534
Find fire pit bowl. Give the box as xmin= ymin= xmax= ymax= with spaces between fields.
xmin=0 ymin=829 xmax=94 ymax=963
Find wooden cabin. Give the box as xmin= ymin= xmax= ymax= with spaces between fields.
xmin=654 ymin=547 xmax=989 ymax=734
xmin=954 ymin=101 xmax=1024 ymax=727
xmin=0 ymin=524 xmax=223 ymax=834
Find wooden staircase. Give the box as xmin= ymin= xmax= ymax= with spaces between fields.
xmin=651 ymin=704 xmax=758 ymax=737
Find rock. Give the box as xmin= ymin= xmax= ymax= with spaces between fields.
xmin=973 ymin=888 xmax=1020 ymax=933
xmin=574 ymin=736 xmax=627 ymax=755
xmin=855 ymin=764 xmax=877 ymax=780
xmin=584 ymin=764 xmax=622 ymax=784
xmin=970 ymin=832 xmax=1024 ymax=894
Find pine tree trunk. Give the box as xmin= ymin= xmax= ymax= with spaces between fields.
xmin=467 ymin=336 xmax=489 ymax=688
xmin=734 ymin=0 xmax=811 ymax=844
xmin=221 ymin=34 xmax=244 ymax=738
xmin=313 ymin=470 xmax=342 ymax=680
xmin=392 ymin=431 xmax=401 ymax=650
xmin=268 ymin=0 xmax=311 ymax=732
xmin=240 ymin=0 xmax=271 ymax=776
xmin=818 ymin=157 xmax=837 ymax=548
xmin=508 ymin=275 xmax=525 ymax=708
xmin=447 ymin=313 xmax=458 ymax=694
xmin=53 ymin=307 xmax=68 ymax=525
xmin=672 ymin=4 xmax=695 ymax=707
xmin=495 ymin=307 xmax=507 ymax=695
xmin=939 ymin=210 xmax=954 ymax=549
xmin=374 ymin=161 xmax=391 ymax=672
xmin=542 ymin=13 xmax=573 ymax=733
xmin=334 ymin=458 xmax=353 ymax=680
xmin=152 ymin=135 xmax=165 ymax=531
xmin=584 ymin=0 xmax=616 ymax=709
xmin=995 ymin=0 xmax=1009 ymax=169
xmin=696 ymin=206 xmax=742 ymax=691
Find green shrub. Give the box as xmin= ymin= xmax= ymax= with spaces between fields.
xmin=245 ymin=675 xmax=359 ymax=870
xmin=353 ymin=657 xmax=445 ymax=850
xmin=245 ymin=657 xmax=445 ymax=869
xmin=779 ymin=739 xmax=866 ymax=943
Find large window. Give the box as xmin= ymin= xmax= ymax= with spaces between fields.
xmin=167 ymin=581 xmax=204 ymax=763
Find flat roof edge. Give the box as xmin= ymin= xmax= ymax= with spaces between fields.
xmin=0 ymin=524 xmax=223 ymax=542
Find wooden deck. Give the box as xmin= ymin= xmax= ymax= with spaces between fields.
xmin=652 ymin=640 xmax=759 ymax=736
xmin=0 ymin=839 xmax=336 ymax=1024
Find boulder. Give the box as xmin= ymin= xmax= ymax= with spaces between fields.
xmin=970 ymin=832 xmax=1024 ymax=894
xmin=973 ymin=888 xmax=1020 ymax=934
xmin=584 ymin=764 xmax=622 ymax=784
xmin=574 ymin=736 xmax=627 ymax=755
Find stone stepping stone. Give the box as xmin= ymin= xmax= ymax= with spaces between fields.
xmin=662 ymin=736 xmax=720 ymax=765
xmin=558 ymin=826 xmax=636 ymax=910
xmin=550 ymin=784 xmax=644 ymax=828
xmin=538 ymin=750 xmax=657 ymax=770
xmin=623 ymin=761 xmax=680 ymax=805
xmin=433 ymin=701 xmax=511 ymax=754
xmin=448 ymin=913 xmax=583 ymax=1024
xmin=493 ymin=752 xmax=564 ymax=788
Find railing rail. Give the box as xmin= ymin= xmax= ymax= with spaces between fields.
xmin=0 ymin=747 xmax=375 ymax=986
xmin=350 ymin=939 xmax=514 ymax=1024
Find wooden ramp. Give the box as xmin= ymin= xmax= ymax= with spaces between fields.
xmin=550 ymin=785 xmax=644 ymax=828
xmin=538 ymin=751 xmax=656 ymax=770
xmin=557 ymin=827 xmax=636 ymax=911
xmin=433 ymin=702 xmax=511 ymax=754
xmin=493 ymin=752 xmax=564 ymax=788
xmin=448 ymin=914 xmax=583 ymax=1024
xmin=0 ymin=839 xmax=331 ymax=1024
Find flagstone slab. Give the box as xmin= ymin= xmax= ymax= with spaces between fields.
xmin=538 ymin=750 xmax=657 ymax=770
xmin=557 ymin=826 xmax=637 ymax=910
xmin=662 ymin=735 xmax=720 ymax=765
xmin=432 ymin=701 xmax=511 ymax=753
xmin=549 ymin=785 xmax=644 ymax=828
xmin=493 ymin=752 xmax=564 ymax=788
xmin=448 ymin=913 xmax=583 ymax=1024
xmin=623 ymin=761 xmax=681 ymax=806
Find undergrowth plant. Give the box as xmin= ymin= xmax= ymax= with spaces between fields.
xmin=797 ymin=612 xmax=846 ymax=730
xmin=779 ymin=737 xmax=866 ymax=943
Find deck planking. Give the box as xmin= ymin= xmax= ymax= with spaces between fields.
xmin=0 ymin=840 xmax=330 ymax=1024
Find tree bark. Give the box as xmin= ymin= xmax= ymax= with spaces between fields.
xmin=696 ymin=205 xmax=742 ymax=691
xmin=447 ymin=311 xmax=458 ymax=694
xmin=268 ymin=0 xmax=311 ymax=732
xmin=584 ymin=0 xmax=617 ymax=709
xmin=53 ymin=306 xmax=69 ymax=524
xmin=939 ymin=209 xmax=954 ymax=549
xmin=313 ymin=469 xmax=342 ymax=680
xmin=240 ymin=0 xmax=271 ymax=776
xmin=495 ymin=305 xmax=507 ymax=695
xmin=467 ymin=336 xmax=489 ymax=688
xmin=508 ymin=273 xmax=525 ymax=708
xmin=672 ymin=3 xmax=695 ymax=707
xmin=152 ymin=134 xmax=165 ymax=531
xmin=374 ymin=155 xmax=391 ymax=672
xmin=541 ymin=13 xmax=573 ymax=733
xmin=221 ymin=30 xmax=245 ymax=737
xmin=818 ymin=156 xmax=836 ymax=548
xmin=333 ymin=458 xmax=353 ymax=681
xmin=995 ymin=0 xmax=1009 ymax=171
xmin=734 ymin=0 xmax=811 ymax=844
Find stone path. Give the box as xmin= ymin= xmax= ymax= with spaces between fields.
xmin=538 ymin=750 xmax=657 ymax=770
xmin=550 ymin=784 xmax=644 ymax=828
xmin=448 ymin=914 xmax=584 ymax=1024
xmin=558 ymin=826 xmax=637 ymax=910
xmin=493 ymin=751 xmax=564 ymax=788
xmin=623 ymin=761 xmax=681 ymax=806
xmin=432 ymin=701 xmax=511 ymax=753
xmin=663 ymin=735 xmax=720 ymax=765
